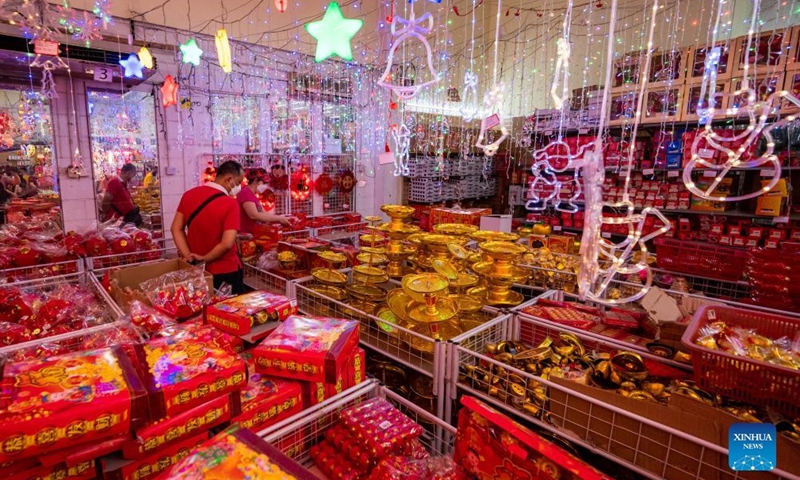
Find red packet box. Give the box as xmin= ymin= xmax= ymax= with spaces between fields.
xmin=39 ymin=435 xmax=128 ymax=468
xmin=231 ymin=371 xmax=304 ymax=432
xmin=769 ymin=228 xmax=788 ymax=241
xmin=339 ymin=397 xmax=424 ymax=459
xmin=136 ymin=330 xmax=247 ymax=419
xmin=454 ymin=396 xmax=612 ymax=480
xmin=732 ymin=235 xmax=746 ymax=247
xmin=160 ymin=426 xmax=318 ymax=480
xmin=790 ymin=229 xmax=800 ymax=241
xmin=206 ymin=291 xmax=298 ymax=336
xmin=766 ymin=238 xmax=780 ymax=249
xmin=0 ymin=346 xmax=147 ymax=463
xmin=8 ymin=459 xmax=96 ymax=480
xmin=121 ymin=393 xmax=234 ymax=459
xmin=745 ymin=238 xmax=759 ymax=248
xmin=103 ymin=431 xmax=208 ymax=480
xmin=253 ymin=316 xmax=359 ymax=384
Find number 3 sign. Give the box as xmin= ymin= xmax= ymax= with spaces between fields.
xmin=94 ymin=67 xmax=113 ymax=82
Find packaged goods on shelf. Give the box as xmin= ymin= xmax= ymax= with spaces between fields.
xmin=106 ymin=259 xmax=213 ymax=314
xmin=232 ymin=354 xmax=304 ymax=431
xmin=205 ymin=290 xmax=297 ymax=336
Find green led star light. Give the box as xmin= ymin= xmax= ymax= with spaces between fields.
xmin=305 ymin=2 xmax=363 ymax=63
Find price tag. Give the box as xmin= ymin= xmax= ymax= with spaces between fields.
xmin=698 ymin=148 xmax=716 ymax=159
xmin=553 ymin=226 xmax=562 ymax=231
xmin=708 ymin=309 xmax=716 ymax=320
xmin=33 ymin=39 xmax=59 ymax=56
xmin=773 ymin=216 xmax=790 ymax=224
xmin=579 ymin=128 xmax=589 ymax=134
xmin=544 ymin=130 xmax=553 ymax=136
xmin=667 ymin=170 xmax=679 ymax=178
xmin=618 ymin=170 xmax=629 ymax=178
xmin=761 ymin=169 xmax=776 ymax=177
xmin=94 ymin=66 xmax=113 ymax=82
xmin=703 ymin=170 xmax=717 ymax=178
xmin=602 ymin=232 xmax=612 ymax=238
xmin=643 ymin=168 xmax=655 ymax=176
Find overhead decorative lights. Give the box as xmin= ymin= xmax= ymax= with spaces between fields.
xmin=179 ymin=37 xmax=203 ymax=66
xmin=274 ymin=0 xmax=288 ymax=12
xmin=215 ymin=28 xmax=232 ymax=73
xmin=137 ymin=46 xmax=154 ymax=69
xmin=305 ymin=2 xmax=363 ymax=63
xmin=119 ymin=53 xmax=145 ymax=79
xmin=161 ymin=75 xmax=179 ymax=108
xmin=377 ymin=6 xmax=439 ymax=100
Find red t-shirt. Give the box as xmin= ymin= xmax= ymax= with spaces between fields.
xmin=236 ymin=187 xmax=262 ymax=235
xmin=105 ymin=177 xmax=135 ymax=220
xmin=177 ymin=185 xmax=241 ymax=275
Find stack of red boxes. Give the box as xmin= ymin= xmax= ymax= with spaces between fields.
xmin=253 ymin=315 xmax=365 ymax=407
xmin=429 ymin=207 xmax=492 ymax=230
xmin=205 ymin=290 xmax=298 ymax=342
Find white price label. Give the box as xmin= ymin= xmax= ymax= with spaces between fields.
xmin=553 ymin=226 xmax=562 ymax=231
xmin=94 ymin=67 xmax=113 ymax=82
xmin=602 ymin=232 xmax=612 ymax=238
xmin=708 ymin=309 xmax=717 ymax=320
xmin=643 ymin=169 xmax=655 ymax=176
xmin=699 ymin=148 xmax=716 ymax=159
xmin=703 ymin=170 xmax=718 ymax=178
xmin=544 ymin=130 xmax=553 ymax=136
xmin=761 ymin=169 xmax=776 ymax=177
xmin=579 ymin=128 xmax=589 ymax=134
xmin=774 ymin=216 xmax=790 ymax=224
xmin=618 ymin=170 xmax=629 ymax=178
xmin=667 ymin=170 xmax=679 ymax=178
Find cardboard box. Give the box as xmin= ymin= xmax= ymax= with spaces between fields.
xmin=479 ymin=214 xmax=512 ymax=233
xmin=109 ymin=259 xmax=214 ymax=313
xmin=206 ymin=291 xmax=298 ymax=336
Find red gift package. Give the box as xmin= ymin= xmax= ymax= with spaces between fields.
xmin=205 ymin=290 xmax=298 ymax=336
xmin=454 ymin=396 xmax=612 ymax=480
xmin=121 ymin=393 xmax=234 ymax=459
xmin=339 ymin=397 xmax=424 ymax=459
xmin=0 ymin=346 xmax=147 ymax=463
xmin=136 ymin=329 xmax=247 ymax=418
xmin=310 ymin=439 xmax=364 ymax=480
xmin=231 ymin=362 xmax=304 ymax=432
xmin=157 ymin=425 xmax=318 ymax=480
xmin=253 ymin=315 xmax=359 ymax=384
xmin=103 ymin=431 xmax=209 ymax=480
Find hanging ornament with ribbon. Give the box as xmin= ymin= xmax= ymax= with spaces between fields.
xmin=315 ymin=172 xmax=334 ymax=195
xmin=377 ymin=5 xmax=440 ymax=100
xmin=337 ymin=168 xmax=356 ymax=193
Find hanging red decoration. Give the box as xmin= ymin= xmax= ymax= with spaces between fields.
xmin=202 ymin=162 xmax=216 ymax=183
xmin=315 ymin=173 xmax=335 ymax=195
xmin=269 ymin=164 xmax=289 ymax=190
xmin=258 ymin=188 xmax=276 ymax=211
xmin=337 ymin=169 xmax=356 ymax=193
xmin=274 ymin=0 xmax=288 ymax=12
xmin=290 ymin=167 xmax=313 ymax=201
xmin=161 ymin=75 xmax=179 ymax=108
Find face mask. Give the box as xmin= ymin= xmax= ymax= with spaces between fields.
xmin=230 ymin=185 xmax=242 ymax=197
xmin=257 ymin=183 xmax=268 ymax=194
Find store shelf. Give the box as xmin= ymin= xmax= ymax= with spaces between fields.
xmin=243 ymin=263 xmax=291 ymax=297
xmin=447 ymin=315 xmax=800 ymax=480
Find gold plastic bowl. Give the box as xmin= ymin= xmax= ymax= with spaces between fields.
xmin=402 ymin=273 xmax=450 ymax=302
xmin=470 ymin=231 xmax=521 ymax=243
xmin=431 ymin=259 xmax=459 ymax=281
xmin=479 ymin=241 xmax=527 ymax=261
xmin=434 ymin=223 xmax=479 ymax=236
xmin=311 ymin=268 xmax=348 ymax=285
xmin=381 ymin=205 xmax=416 ymax=220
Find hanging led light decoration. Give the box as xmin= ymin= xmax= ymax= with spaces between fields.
xmin=179 ymin=37 xmax=203 ymax=66
xmin=215 ymin=28 xmax=233 ymax=73
xmin=161 ymin=75 xmax=179 ymax=108
xmin=526 ymin=140 xmax=590 ymax=213
xmin=138 ymin=46 xmax=154 ymax=69
xmin=475 ymin=82 xmax=508 ymax=157
xmin=377 ymin=4 xmax=440 ymax=100
xmin=290 ymin=166 xmax=313 ymax=201
xmin=119 ymin=53 xmax=145 ymax=79
xmin=305 ymin=2 xmax=363 ymax=63
xmin=274 ymin=0 xmax=288 ymax=12
xmin=390 ymin=123 xmax=412 ymax=176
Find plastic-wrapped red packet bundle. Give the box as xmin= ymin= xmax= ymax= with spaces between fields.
xmin=310 ymin=440 xmax=364 ymax=480
xmin=399 ymin=438 xmax=430 ymax=460
xmin=367 ymin=456 xmax=464 ymax=480
xmin=130 ymin=300 xmax=177 ymax=333
xmin=324 ymin=422 xmax=374 ymax=471
xmin=140 ymin=267 xmax=211 ymax=320
xmin=339 ymin=397 xmax=424 ymax=460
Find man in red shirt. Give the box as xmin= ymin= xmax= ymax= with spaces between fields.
xmin=171 ymin=160 xmax=245 ymax=293
xmin=101 ymin=163 xmax=141 ymax=225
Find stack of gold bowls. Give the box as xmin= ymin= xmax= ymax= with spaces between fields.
xmin=375 ymin=205 xmax=420 ymax=278
xmin=472 ymin=241 xmax=531 ymax=307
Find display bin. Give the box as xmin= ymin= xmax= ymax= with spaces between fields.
xmin=290 ymin=270 xmax=511 ymax=422
xmin=313 ymin=222 xmax=368 ymax=241
xmin=280 ymin=228 xmax=313 ymax=241
xmin=0 ymin=271 xmax=128 ymax=356
xmin=447 ymin=312 xmax=800 ymax=480
xmin=260 ymin=379 xmax=455 ymax=469
xmin=682 ymin=305 xmax=800 ymax=418
xmin=85 ymin=238 xmax=179 ymax=273
xmin=243 ymin=262 xmax=292 ymax=296
xmin=0 ymin=258 xmax=84 ymax=284
xmin=655 ymin=238 xmax=748 ymax=282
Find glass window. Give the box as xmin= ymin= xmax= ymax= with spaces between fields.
xmin=0 ymin=85 xmax=61 ymax=227
xmin=86 ymin=89 xmax=162 ymax=233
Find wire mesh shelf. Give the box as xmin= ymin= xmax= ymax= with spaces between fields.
xmin=315 ymin=155 xmax=356 ymax=215
xmin=447 ymin=315 xmax=800 ymax=480
xmin=85 ymin=245 xmax=179 ymax=274
xmin=243 ymin=263 xmax=291 ymax=296
xmin=313 ymin=222 xmax=368 ymax=241
xmin=260 ymin=380 xmax=456 ymax=469
xmin=0 ymin=259 xmax=84 ymax=285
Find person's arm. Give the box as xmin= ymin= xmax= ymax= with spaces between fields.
xmin=242 ymin=201 xmax=291 ymax=225
xmin=170 ymin=211 xmax=193 ymax=260
xmin=100 ymin=191 xmax=113 ymax=215
xmin=195 ymin=229 xmax=237 ymax=262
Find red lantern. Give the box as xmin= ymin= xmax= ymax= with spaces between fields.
xmin=290 ymin=167 xmax=313 ymax=201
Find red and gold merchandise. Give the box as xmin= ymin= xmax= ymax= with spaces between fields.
xmin=159 ymin=426 xmax=318 ymax=479
xmin=306 ymin=347 xmax=366 ymax=406
xmin=135 ymin=329 xmax=247 ymax=418
xmin=231 ymin=354 xmax=304 ymax=431
xmin=339 ymin=397 xmax=424 ymax=459
xmin=7 ymin=459 xmax=96 ymax=480
xmin=429 ymin=208 xmax=491 ymax=230
xmin=121 ymin=393 xmax=234 ymax=460
xmin=253 ymin=315 xmax=359 ymax=384
xmin=454 ymin=396 xmax=612 ymax=480
xmin=103 ymin=431 xmax=209 ymax=480
xmin=0 ymin=347 xmax=147 ymax=463
xmin=205 ymin=291 xmax=298 ymax=336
